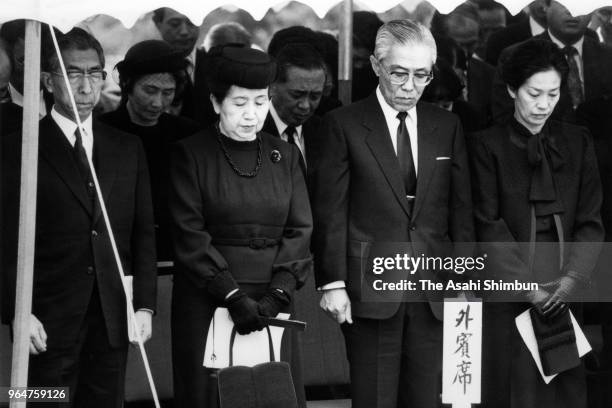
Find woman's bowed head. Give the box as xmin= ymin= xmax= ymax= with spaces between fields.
xmin=205 ymin=44 xmax=277 ymax=141
xmin=502 ymin=39 xmax=569 ymax=135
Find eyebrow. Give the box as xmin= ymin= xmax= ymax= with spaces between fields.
xmin=65 ymin=64 xmax=103 ymax=71
xmin=387 ymin=65 xmax=431 ymax=72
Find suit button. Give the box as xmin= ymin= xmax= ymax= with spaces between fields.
xmin=410 ymin=225 xmax=416 ymax=231
xmin=87 ymin=266 xmax=94 ymax=275
xmin=88 ymin=182 xmax=94 ymax=188
xmin=91 ymin=230 xmax=98 ymax=237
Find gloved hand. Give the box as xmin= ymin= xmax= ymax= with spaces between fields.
xmin=225 ymin=290 xmax=265 ymax=335
xmin=257 ymin=289 xmax=291 ymax=317
xmin=542 ymin=276 xmax=578 ymax=319
xmin=525 ymin=288 xmax=552 ymax=317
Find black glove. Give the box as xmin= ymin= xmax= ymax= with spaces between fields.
xmin=542 ymin=276 xmax=578 ymax=319
xmin=525 ymin=288 xmax=552 ymax=317
xmin=225 ymin=290 xmax=265 ymax=335
xmin=257 ymin=289 xmax=291 ymax=317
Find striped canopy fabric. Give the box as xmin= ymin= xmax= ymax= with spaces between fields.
xmin=0 ymin=0 xmax=608 ymax=32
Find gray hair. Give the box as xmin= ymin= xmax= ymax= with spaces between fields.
xmin=373 ymin=19 xmax=437 ymax=65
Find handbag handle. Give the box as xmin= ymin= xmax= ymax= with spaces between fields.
xmin=229 ymin=326 xmax=275 ymax=366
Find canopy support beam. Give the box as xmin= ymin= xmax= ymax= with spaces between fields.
xmin=338 ymin=0 xmax=353 ymax=105
xmin=10 ymin=19 xmax=41 ymax=408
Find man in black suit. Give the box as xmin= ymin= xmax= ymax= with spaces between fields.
xmin=491 ymin=0 xmax=612 ymax=125
xmin=263 ymin=43 xmax=326 ymax=177
xmin=311 ymin=20 xmax=474 ymax=408
xmin=152 ymin=7 xmax=215 ymax=126
xmin=485 ymin=0 xmax=550 ymax=65
xmin=1 ymin=28 xmax=157 ymax=408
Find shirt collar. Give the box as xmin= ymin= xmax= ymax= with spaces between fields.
xmin=50 ymin=105 xmax=93 ymax=141
xmin=9 ymin=83 xmax=48 ymax=118
xmin=529 ymin=16 xmax=546 ymax=36
xmin=548 ymin=30 xmax=584 ymax=56
xmin=269 ymin=102 xmax=302 ymax=138
xmin=375 ymin=86 xmax=416 ymax=125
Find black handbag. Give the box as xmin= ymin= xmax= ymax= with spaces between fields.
xmin=215 ymin=325 xmax=299 ymax=408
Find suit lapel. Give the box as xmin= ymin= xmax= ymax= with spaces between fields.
xmin=39 ymin=117 xmax=93 ymax=215
xmin=412 ymin=104 xmax=438 ymax=219
xmin=363 ymin=94 xmax=412 ymax=217
xmin=92 ymin=120 xmax=120 ymax=225
xmin=262 ymin=112 xmax=280 ymax=137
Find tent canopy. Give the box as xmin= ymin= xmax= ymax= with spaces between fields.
xmin=1 ymin=0 xmax=609 ymax=32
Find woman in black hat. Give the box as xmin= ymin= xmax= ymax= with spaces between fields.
xmin=99 ymin=40 xmax=200 ymax=269
xmin=168 ymin=44 xmax=312 ymax=407
xmin=470 ymin=39 xmax=603 ymax=408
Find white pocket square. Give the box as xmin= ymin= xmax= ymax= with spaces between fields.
xmin=436 ymin=156 xmax=451 ymax=160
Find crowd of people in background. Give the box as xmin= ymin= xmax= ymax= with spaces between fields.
xmin=2 ymin=1 xmax=612 ymax=407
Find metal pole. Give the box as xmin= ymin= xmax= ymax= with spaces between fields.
xmin=338 ymin=0 xmax=353 ymax=105
xmin=9 ymin=19 xmax=41 ymax=408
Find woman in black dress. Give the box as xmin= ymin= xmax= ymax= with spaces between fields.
xmin=169 ymin=44 xmax=312 ymax=407
xmin=470 ymin=40 xmax=604 ymax=408
xmin=99 ymin=40 xmax=200 ymax=267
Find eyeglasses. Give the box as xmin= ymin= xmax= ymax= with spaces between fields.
xmin=50 ymin=70 xmax=107 ymax=84
xmin=377 ymin=61 xmax=433 ymax=86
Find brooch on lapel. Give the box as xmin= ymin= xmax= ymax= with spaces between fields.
xmin=270 ymin=150 xmax=282 ymax=163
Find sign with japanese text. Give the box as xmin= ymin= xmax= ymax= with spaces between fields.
xmin=442 ymin=299 xmax=482 ymax=408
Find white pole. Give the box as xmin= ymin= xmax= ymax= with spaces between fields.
xmin=9 ymin=19 xmax=41 ymax=408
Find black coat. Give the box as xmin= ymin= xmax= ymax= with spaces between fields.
xmin=99 ymin=106 xmax=200 ymax=263
xmin=470 ymin=120 xmax=603 ymax=286
xmin=1 ymin=116 xmax=157 ymax=348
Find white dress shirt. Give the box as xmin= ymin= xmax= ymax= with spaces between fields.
xmin=375 ymin=86 xmax=418 ymax=176
xmin=50 ymin=106 xmax=94 ymax=160
xmin=186 ymin=48 xmax=197 ymax=83
xmin=319 ymin=87 xmax=420 ymax=291
xmin=269 ymin=102 xmax=307 ymax=165
xmin=529 ymin=16 xmax=546 ymax=37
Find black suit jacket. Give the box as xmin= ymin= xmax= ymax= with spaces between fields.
xmin=311 ymin=94 xmax=475 ymax=320
xmin=261 ymin=112 xmax=321 ymax=162
xmin=1 ymin=117 xmax=157 ymax=348
xmin=179 ymin=48 xmax=217 ymax=127
xmin=491 ymin=32 xmax=612 ymax=125
xmin=467 ymin=57 xmax=496 ymax=129
xmin=485 ymin=19 xmax=533 ymax=66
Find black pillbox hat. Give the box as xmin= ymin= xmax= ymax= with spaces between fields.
xmin=205 ymin=44 xmax=276 ymax=89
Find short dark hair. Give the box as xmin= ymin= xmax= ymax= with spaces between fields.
xmin=42 ymin=27 xmax=105 ymax=72
xmin=275 ymin=43 xmax=326 ymax=84
xmin=152 ymin=8 xmax=166 ymax=24
xmin=502 ymin=39 xmax=568 ymax=90
xmin=0 ymin=20 xmax=25 ymax=50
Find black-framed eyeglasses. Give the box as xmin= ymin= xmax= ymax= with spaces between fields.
xmin=376 ymin=60 xmax=433 ymax=86
xmin=50 ymin=69 xmax=107 ymax=84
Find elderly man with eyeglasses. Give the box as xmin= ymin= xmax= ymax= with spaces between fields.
xmin=310 ymin=19 xmax=474 ymax=408
xmin=1 ymin=27 xmax=157 ymax=408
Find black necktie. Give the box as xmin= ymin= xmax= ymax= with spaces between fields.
xmin=396 ymin=112 xmax=417 ymax=197
xmin=563 ymin=46 xmax=584 ymax=108
xmin=74 ymin=129 xmax=89 ymax=179
xmin=285 ymin=126 xmax=307 ymax=174
xmin=73 ymin=128 xmax=95 ymax=199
